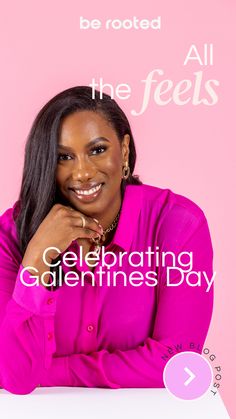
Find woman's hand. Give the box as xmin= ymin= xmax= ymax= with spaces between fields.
xmin=22 ymin=204 xmax=103 ymax=284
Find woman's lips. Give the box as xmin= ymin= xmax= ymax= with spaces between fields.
xmin=71 ymin=183 xmax=103 ymax=203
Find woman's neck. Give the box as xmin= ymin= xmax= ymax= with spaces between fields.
xmin=93 ymin=190 xmax=123 ymax=232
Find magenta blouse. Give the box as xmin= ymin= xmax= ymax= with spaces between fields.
xmin=0 ymin=184 xmax=213 ymax=394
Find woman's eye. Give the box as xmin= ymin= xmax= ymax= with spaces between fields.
xmin=90 ymin=145 xmax=107 ymax=155
xmin=57 ymin=153 xmax=72 ymax=162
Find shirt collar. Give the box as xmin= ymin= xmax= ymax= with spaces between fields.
xmin=111 ymin=184 xmax=143 ymax=252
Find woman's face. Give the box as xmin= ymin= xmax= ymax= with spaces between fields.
xmin=56 ymin=110 xmax=130 ymax=223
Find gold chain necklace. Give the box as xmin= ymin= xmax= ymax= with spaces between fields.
xmin=91 ymin=211 xmax=120 ymax=255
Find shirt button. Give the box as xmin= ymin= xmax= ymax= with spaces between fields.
xmin=87 ymin=324 xmax=94 ymax=332
xmin=47 ymin=298 xmax=54 ymax=305
xmin=47 ymin=332 xmax=53 ymax=340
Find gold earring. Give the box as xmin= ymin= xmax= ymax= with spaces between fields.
xmin=122 ymin=162 xmax=130 ymax=179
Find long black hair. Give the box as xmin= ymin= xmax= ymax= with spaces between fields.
xmin=15 ymin=86 xmax=142 ymax=255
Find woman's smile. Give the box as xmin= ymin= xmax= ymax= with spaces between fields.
xmin=69 ymin=182 xmax=103 ymax=202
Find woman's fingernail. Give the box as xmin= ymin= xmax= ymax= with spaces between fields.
xmin=93 ymin=218 xmax=99 ymax=223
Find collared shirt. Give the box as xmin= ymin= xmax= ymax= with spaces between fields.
xmin=0 ymin=184 xmax=213 ymax=394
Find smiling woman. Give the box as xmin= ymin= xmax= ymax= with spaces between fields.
xmin=0 ymin=86 xmax=213 ymax=395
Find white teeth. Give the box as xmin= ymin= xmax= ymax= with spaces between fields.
xmin=74 ymin=184 xmax=102 ymax=196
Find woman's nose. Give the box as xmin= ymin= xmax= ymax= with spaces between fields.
xmin=71 ymin=156 xmax=97 ymax=181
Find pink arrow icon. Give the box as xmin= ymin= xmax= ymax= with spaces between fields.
xmin=184 ymin=367 xmax=196 ymax=386
xmin=163 ymin=351 xmax=213 ymax=400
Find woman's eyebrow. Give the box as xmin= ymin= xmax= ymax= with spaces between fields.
xmin=57 ymin=144 xmax=74 ymax=151
xmin=58 ymin=137 xmax=110 ymax=150
xmin=87 ymin=137 xmax=110 ymax=147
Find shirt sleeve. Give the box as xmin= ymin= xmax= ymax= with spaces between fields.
xmin=0 ymin=214 xmax=63 ymax=394
xmin=40 ymin=212 xmax=214 ymax=389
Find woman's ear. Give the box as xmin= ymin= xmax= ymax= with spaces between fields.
xmin=122 ymin=134 xmax=130 ymax=163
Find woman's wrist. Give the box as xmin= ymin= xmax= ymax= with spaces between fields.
xmin=22 ymin=247 xmax=52 ymax=286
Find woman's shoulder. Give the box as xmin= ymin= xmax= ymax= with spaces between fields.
xmin=136 ymin=183 xmax=210 ymax=248
xmin=131 ymin=183 xmax=207 ymax=225
xmin=0 ymin=201 xmax=20 ymax=244
xmin=0 ymin=203 xmax=21 ymax=293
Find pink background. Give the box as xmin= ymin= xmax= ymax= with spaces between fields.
xmin=0 ymin=0 xmax=235 ymax=416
